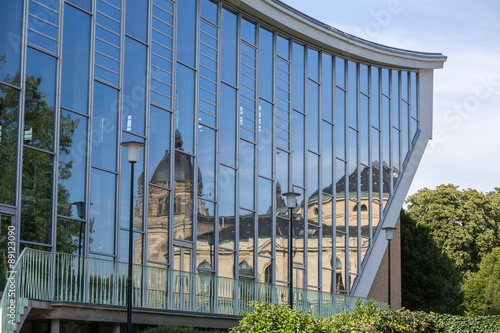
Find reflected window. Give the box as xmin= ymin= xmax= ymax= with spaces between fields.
xmin=239 ymin=261 xmax=253 ymax=277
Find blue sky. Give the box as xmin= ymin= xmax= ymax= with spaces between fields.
xmin=282 ymin=0 xmax=500 ymax=197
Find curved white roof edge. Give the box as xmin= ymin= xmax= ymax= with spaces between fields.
xmin=226 ymin=0 xmax=447 ymax=69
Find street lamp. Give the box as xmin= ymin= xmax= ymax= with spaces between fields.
xmin=486 ymin=300 xmax=493 ymax=315
xmin=121 ymin=141 xmax=144 ymax=333
xmin=382 ymin=226 xmax=397 ymax=307
xmin=283 ymin=191 xmax=300 ymax=309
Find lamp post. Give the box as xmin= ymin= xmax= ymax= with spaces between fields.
xmin=486 ymin=300 xmax=493 ymax=315
xmin=282 ymin=191 xmax=300 ymax=309
xmin=382 ymin=226 xmax=396 ymax=307
xmin=121 ymin=141 xmax=144 ymax=333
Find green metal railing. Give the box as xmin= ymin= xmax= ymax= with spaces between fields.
xmin=1 ymin=249 xmax=385 ymax=332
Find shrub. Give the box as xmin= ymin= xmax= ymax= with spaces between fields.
xmin=430 ymin=313 xmax=500 ymax=333
xmin=140 ymin=326 xmax=226 ymax=333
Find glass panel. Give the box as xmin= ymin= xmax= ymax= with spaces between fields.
xmin=218 ymin=248 xmax=234 ymax=278
xmin=275 ymin=216 xmax=288 ymax=282
xmin=126 ymin=0 xmax=147 ymax=42
xmin=173 ymin=247 xmax=191 ymax=271
xmin=92 ymin=82 xmax=118 ymax=171
xmin=292 ymin=187 xmax=304 ymax=264
xmin=360 ymin=94 xmax=369 ymax=166
xmin=392 ymin=128 xmax=400 ymax=180
xmin=119 ymin=230 xmax=143 ymax=264
xmin=360 ymin=236 xmax=370 ymax=266
xmin=321 ymin=192 xmax=333 ymax=266
xmin=322 ymin=122 xmax=333 ymax=194
xmin=359 ymin=65 xmax=368 ymax=94
xmin=21 ymin=148 xmax=53 ymax=245
xmin=307 ymin=152 xmax=319 ymax=224
xmin=198 ymin=125 xmax=215 ymax=200
xmin=120 ymin=139 xmax=144 ymax=230
xmin=149 ymin=105 xmax=171 ymax=187
xmin=123 ymin=37 xmax=146 ymax=135
xmin=25 ymin=47 xmax=56 ymax=151
xmin=348 ymin=61 xmax=357 ymax=129
xmin=371 ymin=129 xmax=381 ymax=203
xmin=381 ymin=68 xmax=389 ymax=96
xmin=0 ymin=0 xmax=23 ymax=85
xmin=239 ymin=208 xmax=254 ymax=277
xmin=0 ymin=85 xmax=19 ymax=205
xmin=57 ymin=218 xmax=85 ymax=255
xmin=221 ymin=9 xmax=237 ymax=86
xmin=335 ymin=232 xmax=346 ymax=292
xmin=0 ymin=215 xmax=14 ymax=290
xmin=200 ymin=0 xmax=217 ymax=24
xmin=292 ymin=43 xmax=304 ymax=112
xmin=61 ymin=4 xmax=90 ymax=113
xmin=220 ymin=83 xmax=236 ymax=167
xmin=259 ymin=28 xmax=273 ymax=101
xmin=58 ymin=110 xmax=87 ymax=218
xmin=321 ymin=53 xmax=333 ymax=122
xmin=382 ymin=96 xmax=390 ymax=191
xmin=411 ymin=118 xmax=418 ymax=142
xmin=28 ymin=0 xmax=58 ymax=53
xmin=307 ymin=224 xmax=319 ymax=286
xmin=277 ymin=35 xmax=289 ymax=60
xmin=197 ymin=200 xmax=215 ymax=270
xmin=410 ymin=72 xmax=418 ymax=119
xmin=258 ymin=99 xmax=272 ymax=178
xmin=294 ymin=267 xmax=304 ymax=289
xmin=276 ymin=149 xmax=288 ymax=217
xmin=219 ymin=165 xmax=235 ymax=249
xmin=360 ymin=171 xmax=370 ymax=238
xmin=89 ymin=168 xmax=116 ymax=255
xmin=402 ymin=102 xmax=410 ymax=160
xmin=258 ymin=257 xmax=272 ymax=283
xmin=176 ymin=0 xmax=196 ymax=67
xmin=173 ymin=151 xmax=194 ymax=240
xmin=335 ymin=159 xmax=346 ymax=233
xmin=307 ymin=48 xmax=319 ymax=82
xmin=258 ymin=177 xmax=272 ymax=256
xmin=292 ymin=111 xmax=304 ymax=187
xmin=348 ymin=217 xmax=358 ymax=275
xmin=348 ymin=128 xmax=357 ymax=198
xmin=401 ymin=71 xmax=408 ymax=101
xmin=241 ymin=19 xmax=256 ymax=45
xmin=147 ymin=185 xmax=169 ymax=264
xmin=240 ymin=140 xmax=255 ymax=210
xmin=335 ymin=87 xmax=345 ymax=159
xmin=371 ymin=67 xmax=380 ymax=129
xmin=307 ymin=80 xmax=319 ymax=152
xmin=67 ymin=0 xmax=91 ymax=12
xmin=323 ymin=268 xmax=334 ymax=293
xmin=335 ymin=57 xmax=345 ymax=89
xmin=175 ymin=63 xmax=195 ymax=154
xmin=392 ymin=70 xmax=400 ymax=128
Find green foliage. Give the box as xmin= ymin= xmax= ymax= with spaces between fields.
xmin=230 ymin=300 xmax=440 ymax=333
xmin=400 ymin=210 xmax=461 ymax=314
xmin=430 ymin=313 xmax=500 ymax=333
xmin=406 ymin=185 xmax=500 ymax=278
xmin=140 ymin=326 xmax=226 ymax=333
xmin=229 ymin=301 xmax=318 ymax=333
xmin=462 ymin=248 xmax=500 ymax=315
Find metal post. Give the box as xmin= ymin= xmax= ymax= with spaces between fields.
xmin=387 ymin=239 xmax=391 ymax=307
xmin=127 ymin=161 xmax=135 ymax=333
xmin=288 ymin=207 xmax=293 ymax=309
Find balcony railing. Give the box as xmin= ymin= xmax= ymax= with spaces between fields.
xmin=1 ymin=249 xmax=385 ymax=332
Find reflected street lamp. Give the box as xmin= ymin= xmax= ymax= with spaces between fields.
xmin=283 ymin=191 xmax=300 ymax=309
xmin=121 ymin=141 xmax=144 ymax=333
xmin=382 ymin=226 xmax=396 ymax=307
xmin=486 ymin=300 xmax=493 ymax=315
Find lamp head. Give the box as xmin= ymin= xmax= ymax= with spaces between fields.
xmin=282 ymin=191 xmax=300 ymax=209
xmin=382 ymin=226 xmax=397 ymax=241
xmin=121 ymin=141 xmax=145 ymax=163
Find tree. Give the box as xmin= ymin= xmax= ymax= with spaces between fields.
xmin=406 ymin=185 xmax=500 ymax=278
xmin=401 ymin=209 xmax=462 ymax=313
xmin=462 ymin=248 xmax=500 ymax=315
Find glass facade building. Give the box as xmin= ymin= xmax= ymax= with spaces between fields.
xmin=0 ymin=0 xmax=445 ymax=330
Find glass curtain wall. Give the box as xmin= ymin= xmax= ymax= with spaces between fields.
xmin=0 ymin=0 xmax=420 ymax=294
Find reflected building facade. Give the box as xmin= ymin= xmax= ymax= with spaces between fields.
xmin=0 ymin=0 xmax=445 ymax=323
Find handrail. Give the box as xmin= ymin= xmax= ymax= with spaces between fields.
xmin=1 ymin=248 xmax=385 ymax=331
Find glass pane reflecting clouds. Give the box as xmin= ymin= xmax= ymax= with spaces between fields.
xmin=258 ymin=99 xmax=272 ymax=177
xmin=321 ymin=53 xmax=333 ymax=122
xmin=175 ymin=64 xmax=195 ymax=154
xmin=176 ymin=0 xmax=196 ymax=67
xmin=220 ymin=83 xmax=236 ymax=166
xmin=322 ymin=122 xmax=333 ymax=194
xmin=149 ymin=105 xmax=171 ymax=187
xmin=292 ymin=43 xmax=304 ymax=112
xmin=292 ymin=111 xmax=304 ymax=186
xmin=0 ymin=0 xmax=22 ymax=85
xmin=123 ymin=37 xmax=146 ymax=135
xmin=240 ymin=140 xmax=255 ymax=209
xmin=221 ymin=9 xmax=237 ymax=86
xmin=0 ymin=85 xmax=19 ymax=205
xmin=58 ymin=110 xmax=87 ymax=218
xmin=92 ymin=81 xmax=118 ymax=171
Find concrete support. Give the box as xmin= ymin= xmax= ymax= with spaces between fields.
xmin=50 ymin=319 xmax=60 ymax=333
